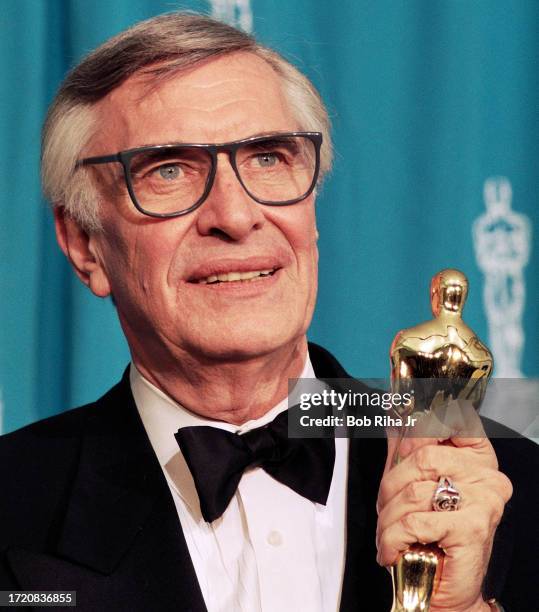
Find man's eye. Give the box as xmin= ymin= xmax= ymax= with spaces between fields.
xmin=155 ymin=164 xmax=182 ymax=180
xmin=255 ymin=152 xmax=279 ymax=167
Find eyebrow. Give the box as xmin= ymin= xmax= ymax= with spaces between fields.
xmin=129 ymin=131 xmax=298 ymax=148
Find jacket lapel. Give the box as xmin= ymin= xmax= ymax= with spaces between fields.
xmin=339 ymin=438 xmax=393 ymax=611
xmin=309 ymin=343 xmax=393 ymax=610
xmin=7 ymin=372 xmax=207 ymax=612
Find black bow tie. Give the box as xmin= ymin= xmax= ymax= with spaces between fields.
xmin=175 ymin=409 xmax=335 ymax=522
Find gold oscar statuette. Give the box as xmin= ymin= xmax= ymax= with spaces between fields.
xmin=388 ymin=269 xmax=493 ymax=612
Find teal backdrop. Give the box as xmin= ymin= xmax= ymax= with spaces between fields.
xmin=1 ymin=0 xmax=537 ymax=433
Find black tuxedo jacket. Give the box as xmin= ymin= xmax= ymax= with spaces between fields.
xmin=0 ymin=343 xmax=537 ymax=611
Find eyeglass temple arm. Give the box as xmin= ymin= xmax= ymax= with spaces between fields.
xmin=76 ymin=154 xmax=122 ymax=168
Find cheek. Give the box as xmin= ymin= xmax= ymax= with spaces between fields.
xmin=270 ymin=197 xmax=318 ymax=250
xmin=95 ymin=223 xmax=162 ymax=306
xmin=289 ymin=208 xmax=318 ymax=279
xmin=120 ymin=219 xmax=191 ymax=283
xmin=270 ymin=203 xmax=319 ymax=300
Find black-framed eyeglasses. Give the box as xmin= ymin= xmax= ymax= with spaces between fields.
xmin=76 ymin=131 xmax=322 ymax=218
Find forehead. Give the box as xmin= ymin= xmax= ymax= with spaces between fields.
xmin=92 ymin=52 xmax=298 ymax=151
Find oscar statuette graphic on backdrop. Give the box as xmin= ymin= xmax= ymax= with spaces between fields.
xmin=388 ymin=270 xmax=493 ymax=611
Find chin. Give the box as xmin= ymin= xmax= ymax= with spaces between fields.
xmin=187 ymin=325 xmax=305 ymax=363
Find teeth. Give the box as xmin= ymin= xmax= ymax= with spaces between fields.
xmin=198 ymin=269 xmax=275 ymax=284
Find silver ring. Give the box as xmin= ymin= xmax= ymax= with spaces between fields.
xmin=432 ymin=476 xmax=461 ymax=511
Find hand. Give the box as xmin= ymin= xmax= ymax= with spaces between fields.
xmin=376 ymin=427 xmax=513 ymax=612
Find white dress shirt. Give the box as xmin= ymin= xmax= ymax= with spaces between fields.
xmin=130 ymin=354 xmax=348 ymax=612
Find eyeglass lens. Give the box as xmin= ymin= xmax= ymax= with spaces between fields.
xmin=127 ymin=135 xmax=317 ymax=215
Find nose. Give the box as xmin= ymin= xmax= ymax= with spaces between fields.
xmin=195 ymin=152 xmax=265 ymax=240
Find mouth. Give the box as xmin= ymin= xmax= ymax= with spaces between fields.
xmin=194 ymin=268 xmax=278 ymax=285
xmin=187 ymin=257 xmax=285 ymax=287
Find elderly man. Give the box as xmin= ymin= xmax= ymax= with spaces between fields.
xmin=0 ymin=12 xmax=535 ymax=612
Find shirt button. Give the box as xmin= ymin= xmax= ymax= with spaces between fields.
xmin=267 ymin=530 xmax=283 ymax=546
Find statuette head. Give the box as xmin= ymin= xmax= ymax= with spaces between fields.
xmin=430 ymin=269 xmax=468 ymax=317
xmin=483 ymin=176 xmax=512 ymax=213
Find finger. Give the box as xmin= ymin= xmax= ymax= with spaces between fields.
xmin=426 ymin=397 xmax=487 ymax=440
xmin=379 ymin=445 xmax=481 ymax=509
xmin=394 ymin=399 xmax=489 ymax=459
xmin=394 ymin=399 xmax=492 ymax=456
xmin=378 ymin=444 xmax=498 ymax=508
xmin=377 ymin=475 xmax=509 ymax=534
xmin=378 ymin=480 xmax=452 ymax=531
xmin=385 ymin=432 xmax=449 ymax=474
xmin=377 ymin=507 xmax=495 ymax=567
xmin=378 ymin=479 xmax=438 ymax=531
xmin=397 ymin=436 xmax=441 ymax=461
xmin=450 ymin=434 xmax=498 ymax=469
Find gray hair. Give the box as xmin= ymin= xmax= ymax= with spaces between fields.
xmin=41 ymin=12 xmax=333 ymax=231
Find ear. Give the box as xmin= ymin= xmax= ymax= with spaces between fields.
xmin=54 ymin=207 xmax=112 ymax=298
